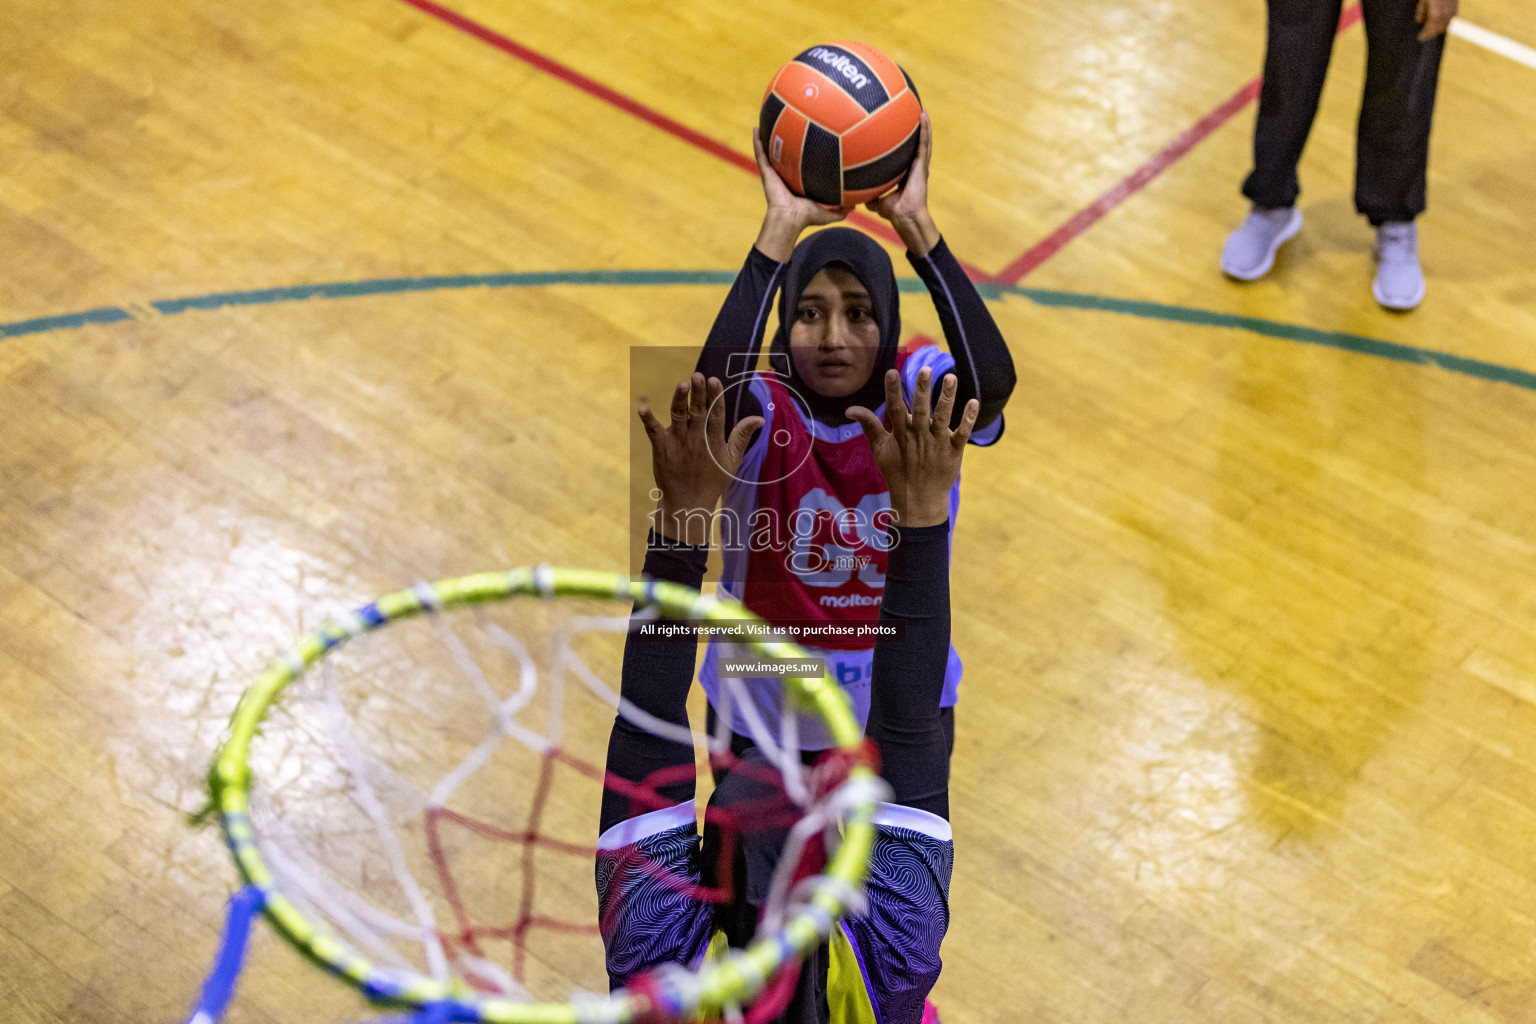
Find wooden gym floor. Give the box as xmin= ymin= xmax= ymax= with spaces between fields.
xmin=3 ymin=0 xmax=1535 ymax=1021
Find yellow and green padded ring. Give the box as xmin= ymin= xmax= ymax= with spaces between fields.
xmin=206 ymin=566 xmax=881 ymax=1024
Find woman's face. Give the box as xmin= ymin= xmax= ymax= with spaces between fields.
xmin=788 ymin=266 xmax=881 ymax=398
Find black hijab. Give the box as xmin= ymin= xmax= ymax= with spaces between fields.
xmin=767 ymin=227 xmax=901 ymax=423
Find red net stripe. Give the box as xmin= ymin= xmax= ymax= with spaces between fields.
xmin=420 ymin=739 xmax=868 ymax=990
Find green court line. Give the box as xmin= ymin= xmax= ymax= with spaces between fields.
xmin=0 ymin=306 xmax=135 ymax=338
xmin=1008 ymin=286 xmax=1536 ymax=391
xmin=150 ymin=270 xmax=740 ymax=314
xmin=1 ymin=270 xmax=1531 ymax=395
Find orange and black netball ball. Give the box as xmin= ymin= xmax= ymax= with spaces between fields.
xmin=760 ymin=42 xmax=923 ymax=208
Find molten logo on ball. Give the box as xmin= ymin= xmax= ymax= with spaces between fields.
xmin=759 ymin=41 xmax=923 ymax=208
xmin=805 ymin=47 xmax=872 ymax=90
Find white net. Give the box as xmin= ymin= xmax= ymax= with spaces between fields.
xmin=237 ymin=583 xmax=874 ymax=1014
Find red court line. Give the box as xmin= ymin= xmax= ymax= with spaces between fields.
xmin=395 ymin=0 xmax=1359 ymax=289
xmin=992 ymin=2 xmax=1363 ymax=285
xmin=396 ymin=0 xmax=754 ymax=174
xmin=988 ymin=78 xmax=1261 ymax=284
xmin=391 ymin=0 xmax=988 ymax=279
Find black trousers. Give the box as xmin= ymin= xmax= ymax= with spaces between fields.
xmin=1242 ymin=0 xmax=1446 ymax=224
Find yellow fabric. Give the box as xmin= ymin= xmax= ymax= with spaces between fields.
xmin=827 ymin=923 xmax=880 ymax=1024
xmin=705 ymin=925 xmax=877 ymax=1023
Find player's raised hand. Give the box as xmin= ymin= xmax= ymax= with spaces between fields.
xmin=863 ymin=112 xmax=940 ymax=257
xmin=847 ymin=367 xmax=977 ymax=528
xmin=639 ymin=373 xmax=763 ymax=545
xmin=753 ymin=127 xmax=851 ymax=261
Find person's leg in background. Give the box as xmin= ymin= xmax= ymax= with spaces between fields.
xmin=1357 ymin=0 xmax=1448 ymax=310
xmin=1224 ymin=0 xmax=1346 ymax=280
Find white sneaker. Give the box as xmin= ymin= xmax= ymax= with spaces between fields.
xmin=1221 ymin=206 xmax=1303 ymax=281
xmin=1372 ymin=221 xmax=1425 ymax=311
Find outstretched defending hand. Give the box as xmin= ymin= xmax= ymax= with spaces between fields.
xmin=752 ymin=127 xmax=852 ymax=262
xmin=863 ymin=112 xmax=941 ymax=257
xmin=639 ymin=373 xmax=764 ymax=545
xmin=847 ymin=367 xmax=977 ymax=529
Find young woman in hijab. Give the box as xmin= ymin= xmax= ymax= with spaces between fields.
xmin=686 ymin=113 xmax=1016 ymax=756
xmin=607 ymin=368 xmax=974 ymax=1024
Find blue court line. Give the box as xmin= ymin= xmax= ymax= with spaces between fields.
xmin=3 ymin=270 xmax=1533 ymax=394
